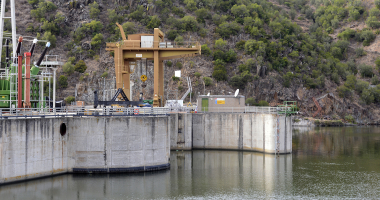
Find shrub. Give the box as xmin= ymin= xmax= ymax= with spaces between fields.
xmin=166 ymin=60 xmax=172 ymax=67
xmin=345 ymin=115 xmax=355 ymax=123
xmin=174 ymin=36 xmax=184 ymax=45
xmin=91 ymin=33 xmax=104 ymax=50
xmin=74 ymin=60 xmax=87 ymax=73
xmin=172 ymin=76 xmax=179 ymax=81
xmin=62 ymin=62 xmax=74 ymax=75
xmin=101 ymin=71 xmax=108 ymax=78
xmin=178 ymin=85 xmax=183 ymax=90
xmin=40 ymin=31 xmax=57 ymax=48
xmin=147 ymin=15 xmax=161 ymax=29
xmin=201 ymin=44 xmax=212 ymax=56
xmin=58 ymin=75 xmax=68 ymax=88
xmin=257 ymin=100 xmax=269 ymax=106
xmin=203 ymin=77 xmax=213 ymax=86
xmin=236 ymin=40 xmax=246 ymax=50
xmin=65 ymin=96 xmax=75 ymax=104
xmin=245 ymin=97 xmax=255 ymax=106
xmin=194 ymin=72 xmax=201 ymax=78
xmin=176 ymin=62 xmax=183 ymax=69
xmin=166 ymin=30 xmax=177 ymax=40
xmin=372 ymin=76 xmax=379 ymax=85
xmin=89 ymin=1 xmax=100 ymax=19
xmin=360 ymin=64 xmax=374 ymax=78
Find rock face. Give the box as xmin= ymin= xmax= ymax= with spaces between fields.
xmin=12 ymin=0 xmax=380 ymax=124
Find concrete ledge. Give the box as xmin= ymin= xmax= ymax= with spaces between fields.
xmin=73 ymin=163 xmax=170 ymax=173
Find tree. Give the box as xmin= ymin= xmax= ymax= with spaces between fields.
xmin=203 ymin=77 xmax=213 ymax=86
xmin=91 ymin=33 xmax=103 ymax=50
xmin=184 ymin=0 xmax=197 ymax=11
xmin=212 ymin=60 xmax=227 ymax=81
xmin=58 ymin=75 xmax=68 ymax=88
xmin=62 ymin=62 xmax=74 ymax=75
xmin=147 ymin=15 xmax=161 ymax=29
xmin=108 ymin=9 xmax=123 ymax=24
xmin=174 ymin=36 xmax=184 ymax=45
xmin=41 ymin=31 xmax=57 ymax=48
xmin=167 ymin=30 xmax=177 ymax=40
xmin=231 ymin=4 xmax=249 ymax=18
xmin=89 ymin=1 xmax=100 ymax=19
xmin=85 ymin=20 xmax=103 ymax=35
xmin=195 ymin=8 xmax=211 ymax=23
xmin=216 ymin=22 xmax=241 ymax=38
xmin=201 ymin=44 xmax=211 ymax=56
xmin=360 ymin=64 xmax=374 ymax=78
xmin=181 ymin=16 xmax=198 ymax=32
xmin=74 ymin=60 xmax=87 ymax=73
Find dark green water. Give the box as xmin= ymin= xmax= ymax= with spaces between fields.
xmin=1 ymin=126 xmax=380 ymax=199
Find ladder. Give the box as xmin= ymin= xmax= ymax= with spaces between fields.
xmin=0 ymin=0 xmax=17 ymax=69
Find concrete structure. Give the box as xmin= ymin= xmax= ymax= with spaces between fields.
xmin=170 ymin=113 xmax=292 ymax=154
xmin=0 ymin=112 xmax=291 ymax=184
xmin=0 ymin=116 xmax=171 ymax=184
xmin=197 ymin=95 xmax=245 ymax=112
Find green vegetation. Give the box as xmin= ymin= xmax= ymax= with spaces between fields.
xmin=203 ymin=77 xmax=213 ymax=86
xmin=58 ymin=75 xmax=68 ymax=88
xmin=194 ymin=72 xmax=201 ymax=78
xmin=101 ymin=71 xmax=108 ymax=78
xmin=74 ymin=60 xmax=87 ymax=73
xmin=65 ymin=96 xmax=75 ymax=104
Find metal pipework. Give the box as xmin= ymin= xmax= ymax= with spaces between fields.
xmin=24 ymin=52 xmax=31 ymax=108
xmin=17 ymin=55 xmax=22 ymax=108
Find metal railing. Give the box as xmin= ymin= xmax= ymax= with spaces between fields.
xmin=110 ymin=41 xmax=201 ymax=49
xmin=0 ymin=106 xmax=295 ymax=118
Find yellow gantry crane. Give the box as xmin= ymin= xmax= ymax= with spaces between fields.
xmin=106 ymin=23 xmax=201 ymax=107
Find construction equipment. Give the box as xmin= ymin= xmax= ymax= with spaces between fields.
xmin=105 ymin=24 xmax=201 ymax=107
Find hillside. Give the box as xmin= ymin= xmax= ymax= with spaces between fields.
xmin=8 ymin=0 xmax=380 ymax=124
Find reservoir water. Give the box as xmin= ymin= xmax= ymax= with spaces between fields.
xmin=1 ymin=126 xmax=380 ymax=199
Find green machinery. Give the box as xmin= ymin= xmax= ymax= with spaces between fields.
xmin=0 ymin=38 xmax=51 ymax=109
xmin=277 ymin=101 xmax=299 ymax=115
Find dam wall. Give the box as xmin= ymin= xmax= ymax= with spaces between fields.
xmin=0 ymin=112 xmax=291 ymax=184
xmin=171 ymin=113 xmax=292 ymax=154
xmin=0 ymin=116 xmax=172 ymax=184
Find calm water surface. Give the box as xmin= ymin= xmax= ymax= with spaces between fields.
xmin=1 ymin=126 xmax=380 ymax=199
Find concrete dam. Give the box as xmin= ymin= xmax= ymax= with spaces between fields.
xmin=0 ymin=113 xmax=292 ymax=184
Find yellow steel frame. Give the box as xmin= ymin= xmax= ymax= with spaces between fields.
xmin=106 ymin=24 xmax=201 ymax=107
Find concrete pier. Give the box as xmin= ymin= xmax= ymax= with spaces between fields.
xmin=0 ymin=116 xmax=172 ymax=184
xmin=171 ymin=113 xmax=292 ymax=154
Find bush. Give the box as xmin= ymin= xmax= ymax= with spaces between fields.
xmin=147 ymin=15 xmax=161 ymax=29
xmin=174 ymin=36 xmax=184 ymax=45
xmin=372 ymin=76 xmax=379 ymax=85
xmin=176 ymin=62 xmax=183 ymax=69
xmin=91 ymin=33 xmax=104 ymax=50
xmin=101 ymin=71 xmax=108 ymax=78
xmin=172 ymin=76 xmax=180 ymax=81
xmin=166 ymin=30 xmax=177 ymax=40
xmin=74 ymin=60 xmax=87 ymax=73
xmin=89 ymin=1 xmax=100 ymax=19
xmin=65 ymin=96 xmax=75 ymax=104
xmin=194 ymin=72 xmax=201 ymax=78
xmin=166 ymin=61 xmax=172 ymax=67
xmin=62 ymin=62 xmax=74 ymax=75
xmin=203 ymin=77 xmax=213 ymax=86
xmin=236 ymin=40 xmax=246 ymax=50
xmin=344 ymin=115 xmax=355 ymax=123
xmin=58 ymin=75 xmax=68 ymax=88
xmin=245 ymin=97 xmax=255 ymax=106
xmin=40 ymin=31 xmax=57 ymax=48
xmin=201 ymin=44 xmax=212 ymax=56
xmin=257 ymin=100 xmax=269 ymax=106
xmin=360 ymin=64 xmax=374 ymax=78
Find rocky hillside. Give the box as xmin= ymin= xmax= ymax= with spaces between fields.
xmin=8 ymin=0 xmax=380 ymax=124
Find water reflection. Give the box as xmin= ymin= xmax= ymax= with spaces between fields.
xmin=0 ymin=151 xmax=292 ymax=199
xmin=1 ymin=127 xmax=380 ymax=199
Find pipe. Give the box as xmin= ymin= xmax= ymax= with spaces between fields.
xmin=29 ymin=39 xmax=37 ymax=57
xmin=24 ymin=52 xmax=31 ymax=108
xmin=17 ymin=55 xmax=22 ymax=108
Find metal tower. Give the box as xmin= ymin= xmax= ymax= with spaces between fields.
xmin=0 ymin=0 xmax=17 ymax=69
